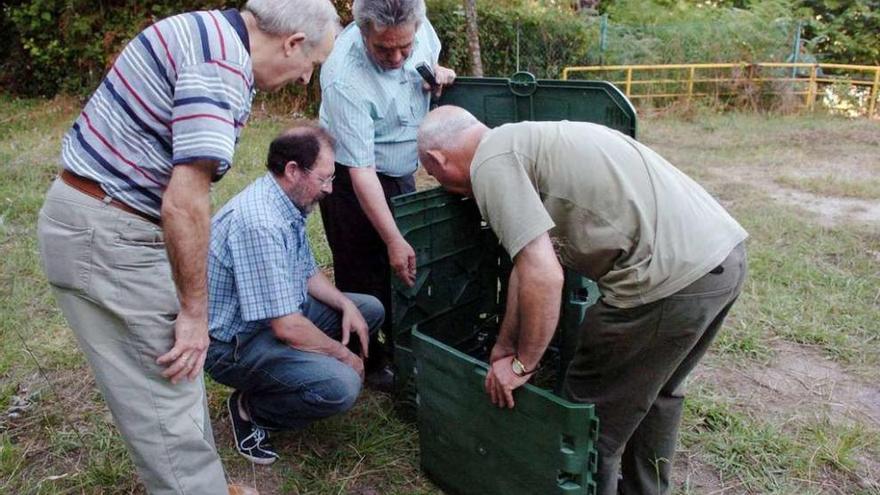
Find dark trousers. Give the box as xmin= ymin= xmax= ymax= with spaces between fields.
xmin=205 ymin=293 xmax=384 ymax=431
xmin=318 ymin=164 xmax=415 ymax=369
xmin=564 ymin=242 xmax=747 ymax=495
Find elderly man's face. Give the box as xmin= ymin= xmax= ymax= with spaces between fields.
xmin=257 ymin=29 xmax=335 ymax=91
xmin=363 ymin=23 xmax=416 ymax=70
xmin=421 ymin=151 xmax=471 ymax=197
xmin=290 ymin=147 xmax=335 ymax=213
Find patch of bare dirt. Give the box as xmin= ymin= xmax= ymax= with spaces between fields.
xmin=645 ymin=116 xmax=880 ymax=230
xmin=673 ymin=450 xmax=725 ymax=494
xmin=766 ymin=185 xmax=880 ymax=228
xmin=696 ymin=342 xmax=880 ymax=427
xmin=704 ymin=161 xmax=880 ymax=229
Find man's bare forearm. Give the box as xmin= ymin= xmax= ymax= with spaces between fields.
xmin=161 ymin=160 xmax=216 ymax=317
xmin=307 ymin=271 xmax=352 ymax=312
xmin=270 ymin=313 xmax=346 ymax=357
xmin=512 ymin=234 xmax=564 ymax=370
xmin=271 ymin=312 xmax=364 ymax=377
xmin=496 ymin=270 xmax=521 ymax=351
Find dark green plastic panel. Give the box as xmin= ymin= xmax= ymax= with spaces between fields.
xmin=438 ymin=73 xmax=638 ymax=138
xmin=390 ymin=189 xmax=501 ymax=343
xmin=414 ymin=330 xmax=599 ymax=495
xmin=552 ymin=271 xmax=601 ymax=395
xmin=390 ymin=188 xmax=502 ymax=405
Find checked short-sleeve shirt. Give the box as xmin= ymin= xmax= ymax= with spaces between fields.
xmin=208 ymin=173 xmax=317 ymax=342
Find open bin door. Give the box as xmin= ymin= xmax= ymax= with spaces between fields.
xmin=436 ymin=71 xmax=637 ymax=138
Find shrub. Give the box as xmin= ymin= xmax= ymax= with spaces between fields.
xmin=0 ymin=0 xmax=223 ymax=97
xmin=428 ymin=0 xmax=593 ymax=78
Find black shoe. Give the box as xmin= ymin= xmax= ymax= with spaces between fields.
xmin=365 ymin=365 xmax=395 ymax=394
xmin=227 ymin=391 xmax=279 ymax=465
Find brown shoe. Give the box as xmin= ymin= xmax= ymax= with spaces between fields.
xmin=228 ymin=483 xmax=260 ymax=495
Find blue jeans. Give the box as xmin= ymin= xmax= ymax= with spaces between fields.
xmin=205 ymin=293 xmax=384 ymax=430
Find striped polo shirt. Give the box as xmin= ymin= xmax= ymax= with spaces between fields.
xmin=60 ymin=9 xmax=255 ymax=220
xmin=318 ymin=20 xmax=440 ymax=177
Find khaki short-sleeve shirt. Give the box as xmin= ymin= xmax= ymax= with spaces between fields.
xmin=470 ymin=121 xmax=748 ymax=308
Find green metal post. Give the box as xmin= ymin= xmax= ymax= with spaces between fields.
xmin=599 ymin=14 xmax=608 ymax=66
xmin=790 ymin=21 xmax=802 ymax=79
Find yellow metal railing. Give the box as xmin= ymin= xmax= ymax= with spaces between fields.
xmin=562 ymin=63 xmax=880 ymax=117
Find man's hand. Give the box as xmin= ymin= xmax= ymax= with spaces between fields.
xmin=157 ymin=311 xmax=209 ymax=384
xmin=484 ymin=355 xmax=531 ymax=409
xmin=422 ymin=64 xmax=456 ymax=97
xmin=337 ymin=348 xmax=365 ymax=380
xmin=340 ymin=300 xmax=370 ymax=359
xmin=388 ymin=238 xmax=416 ymax=287
xmin=272 ymin=312 xmax=364 ymax=380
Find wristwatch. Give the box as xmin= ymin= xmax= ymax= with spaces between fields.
xmin=511 ymin=356 xmax=538 ymax=377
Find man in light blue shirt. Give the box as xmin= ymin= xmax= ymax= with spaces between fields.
xmin=205 ymin=126 xmax=384 ymax=465
xmin=318 ymin=0 xmax=455 ymax=388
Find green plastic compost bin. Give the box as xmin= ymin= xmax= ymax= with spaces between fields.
xmin=390 ymin=72 xmax=637 ymax=495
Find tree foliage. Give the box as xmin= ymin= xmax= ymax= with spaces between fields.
xmin=801 ymin=0 xmax=879 ymax=65
xmin=596 ymin=0 xmax=803 ymax=64
xmin=0 ymin=0 xmax=225 ymax=96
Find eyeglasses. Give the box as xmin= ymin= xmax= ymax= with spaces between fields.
xmin=304 ymin=167 xmax=335 ymax=188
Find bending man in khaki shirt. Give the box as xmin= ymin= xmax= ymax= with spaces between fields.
xmin=417 ymin=105 xmax=748 ymax=495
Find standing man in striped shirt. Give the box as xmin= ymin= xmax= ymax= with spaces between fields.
xmin=318 ymin=0 xmax=455 ymax=389
xmin=36 ymin=1 xmax=339 ymax=493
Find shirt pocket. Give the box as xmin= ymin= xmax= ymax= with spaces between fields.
xmin=37 ymin=211 xmax=93 ymax=293
xmin=396 ymin=71 xmax=429 ymax=127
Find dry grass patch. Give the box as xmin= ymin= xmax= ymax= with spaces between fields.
xmin=776 ymin=174 xmax=880 ymax=201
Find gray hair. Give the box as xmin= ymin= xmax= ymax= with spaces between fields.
xmin=353 ymin=0 xmax=426 ymax=33
xmin=417 ymin=106 xmax=480 ymax=158
xmin=244 ymin=0 xmax=341 ymax=45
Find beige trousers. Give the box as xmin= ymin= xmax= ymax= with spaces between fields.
xmin=37 ymin=178 xmax=228 ymax=495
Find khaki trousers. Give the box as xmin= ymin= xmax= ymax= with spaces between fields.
xmin=565 ymin=242 xmax=747 ymax=495
xmin=37 ymin=178 xmax=228 ymax=495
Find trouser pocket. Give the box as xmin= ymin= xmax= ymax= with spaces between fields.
xmin=37 ymin=210 xmax=94 ymax=293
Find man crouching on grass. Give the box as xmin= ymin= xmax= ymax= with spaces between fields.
xmin=204 ymin=125 xmax=384 ymax=464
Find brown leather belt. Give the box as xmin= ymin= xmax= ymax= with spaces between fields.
xmin=60 ymin=170 xmax=161 ymax=226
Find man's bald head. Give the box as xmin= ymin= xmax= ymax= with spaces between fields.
xmin=417 ymin=105 xmax=480 ymax=161
xmin=417 ymin=105 xmax=488 ymax=196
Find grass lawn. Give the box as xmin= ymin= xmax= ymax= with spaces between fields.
xmin=1 ymin=97 xmax=878 ymax=494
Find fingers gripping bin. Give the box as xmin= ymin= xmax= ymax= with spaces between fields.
xmin=389 ymin=73 xmax=637 ymax=494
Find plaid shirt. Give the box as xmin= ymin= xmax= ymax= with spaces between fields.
xmin=208 ymin=173 xmax=317 ymax=342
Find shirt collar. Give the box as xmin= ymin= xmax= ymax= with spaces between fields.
xmin=221 ymin=9 xmax=251 ymax=55
xmin=263 ymin=173 xmax=305 ymax=225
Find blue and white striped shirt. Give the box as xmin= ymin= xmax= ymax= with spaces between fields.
xmin=61 ymin=9 xmax=255 ymax=220
xmin=208 ymin=174 xmax=318 ymax=343
xmin=318 ymin=20 xmax=441 ymax=177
